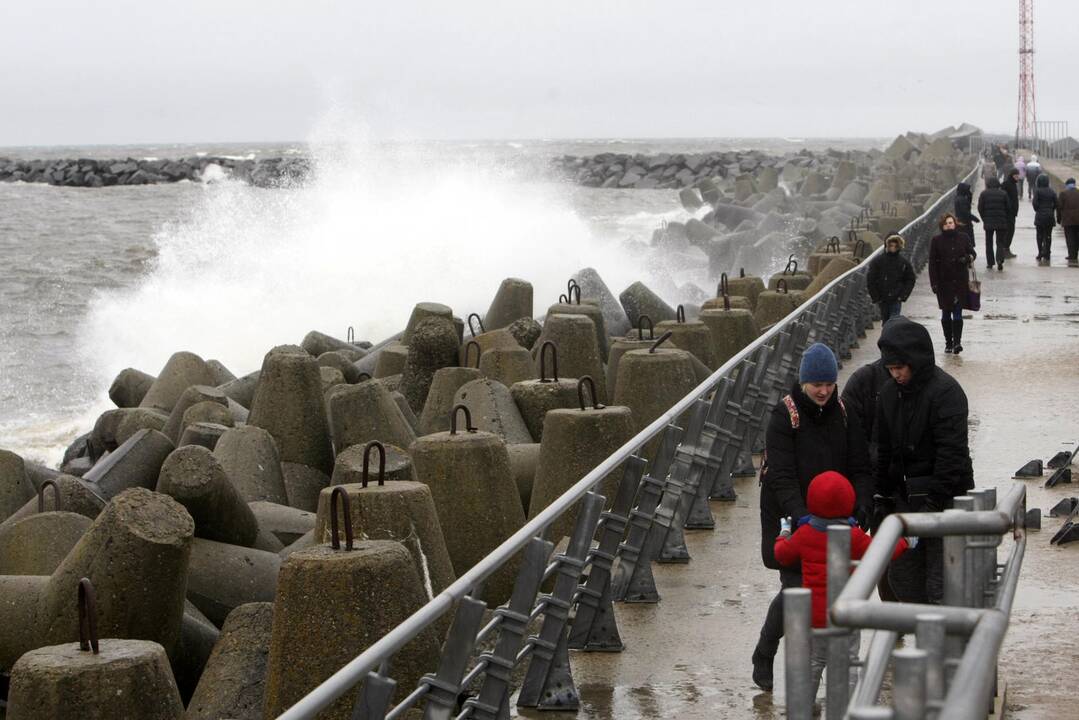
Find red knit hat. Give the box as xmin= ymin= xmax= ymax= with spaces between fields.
xmin=806 ymin=471 xmax=855 ymax=519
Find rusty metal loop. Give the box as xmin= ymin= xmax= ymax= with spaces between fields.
xmin=739 ymin=267 xmax=746 ymax=278
xmin=450 ymin=404 xmax=477 ymax=435
xmin=827 ymin=236 xmax=841 ymax=253
xmin=329 ymin=486 xmax=354 ymax=551
xmin=577 ymin=376 xmax=604 ymax=411
xmin=718 ymin=272 xmax=729 ymax=297
xmin=463 ymin=340 xmax=481 ymax=369
xmin=347 ymin=326 xmax=355 ymax=344
xmin=649 ymin=330 xmax=673 ymax=353
xmin=636 ymin=314 xmax=655 ymax=340
xmin=853 ymin=239 xmax=867 ymax=259
xmin=676 ymin=305 xmax=686 ymax=323
xmin=847 ymin=229 xmax=858 ymax=245
xmin=783 ymin=255 xmax=797 ymax=275
xmin=723 ymin=293 xmax=731 ymax=311
xmin=362 ymin=441 xmax=386 ymax=488
xmin=466 ymin=313 xmax=485 ymax=338
xmin=567 ymin=278 xmax=579 ymax=297
xmin=777 ymin=279 xmax=789 ymax=294
xmin=78 ymin=578 xmax=99 ymax=654
xmin=890 ymin=206 xmax=898 ymax=217
xmin=38 ymin=479 xmax=62 ymax=513
xmin=567 ymin=284 xmax=581 ymax=305
xmin=357 ymin=372 xmax=372 ymax=382
xmin=538 ymin=340 xmax=559 ymax=382
xmin=558 ymin=293 xmax=569 ymax=304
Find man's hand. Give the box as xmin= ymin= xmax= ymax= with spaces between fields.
xmin=779 ymin=517 xmax=792 ymax=538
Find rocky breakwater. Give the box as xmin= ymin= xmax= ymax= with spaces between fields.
xmin=0 ymin=155 xmax=311 ymax=188
xmin=554 ymin=126 xmax=980 ymax=297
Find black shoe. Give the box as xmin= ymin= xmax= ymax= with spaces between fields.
xmin=986 ymin=264 xmax=994 ymax=271
xmin=953 ymin=343 xmax=963 ymax=354
xmin=998 ymin=262 xmax=1004 ymax=271
xmin=752 ymin=649 xmax=774 ymax=691
xmin=1006 ymin=251 xmax=1018 ymax=258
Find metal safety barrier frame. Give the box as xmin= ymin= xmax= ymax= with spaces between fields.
xmin=277 ymin=161 xmax=983 ymax=720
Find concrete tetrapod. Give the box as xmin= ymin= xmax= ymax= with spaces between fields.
xmin=249 ymin=501 xmax=316 ymax=546
xmin=400 ymin=316 xmax=461 ymax=414
xmin=115 ymin=407 xmax=169 ymax=445
xmin=318 ymin=350 xmax=364 ymax=384
xmin=768 ymin=270 xmax=813 ymax=291
xmin=0 ymin=505 xmax=92 ymax=576
xmin=483 ymin=277 xmax=534 ymax=330
xmin=248 ymin=347 xmax=335 ymax=476
xmin=605 ymin=330 xmax=656 ymax=402
xmin=108 ymin=367 xmax=155 ymax=408
xmin=217 ymin=369 xmax=261 ymax=410
xmin=507 ymin=443 xmax=541 ymax=512
xmin=301 ymin=330 xmax=367 ymax=359
xmin=8 ymin=639 xmax=184 ymax=720
xmin=510 ymin=343 xmax=580 ymax=441
xmin=0 ymin=449 xmax=35 ymax=522
xmin=333 ymin=442 xmax=414 ymax=484
xmin=280 ymin=463 xmax=330 ymax=513
xmin=699 ymin=307 xmax=759 ymax=367
xmin=419 ymin=367 xmax=482 ymax=435
xmin=213 ymin=425 xmax=289 ymax=505
xmin=506 ymin=316 xmax=543 ymax=351
xmin=186 ymin=537 xmax=280 ymax=627
xmin=410 ymin=414 xmax=526 ymax=604
xmin=573 ymin=267 xmax=632 ymax=337
xmin=753 ymin=283 xmax=805 ymax=331
xmin=479 ymin=345 xmax=536 ymax=388
xmin=724 ymin=274 xmax=766 ymax=310
xmin=453 ymin=378 xmax=535 ymax=444
xmin=174 ymin=600 xmax=220 ymax=702
xmin=178 ymin=421 xmax=230 ymax=451
xmin=546 ymin=298 xmax=609 ymax=361
xmin=328 ymin=380 xmax=417 ymax=452
xmin=139 ymin=351 xmax=217 ymax=413
xmin=701 ymin=295 xmax=752 ymax=311
xmin=529 ymin=385 xmax=635 ymax=543
xmin=263 ymin=512 xmax=440 ymax=718
xmin=185 ymin=602 xmax=273 ymax=720
xmin=613 ymin=345 xmax=698 ymax=460
xmin=656 ymin=308 xmax=717 ymax=370
xmin=81 ymin=428 xmax=175 ymax=501
xmin=206 ymin=358 xmax=237 ymax=385
xmin=161 ymin=385 xmax=229 ymax=443
xmin=0 ymin=487 xmax=194 ymax=671
xmin=532 ymin=313 xmax=606 ymax=404
xmin=801 ymin=256 xmax=858 ymax=297
xmin=157 ymin=445 xmax=261 ymax=548
xmin=373 ymin=342 xmax=409 ymax=378
xmin=618 ymin=280 xmax=676 ymax=326
xmin=402 ymin=301 xmax=454 ymax=344
xmin=0 ymin=474 xmax=105 ymax=531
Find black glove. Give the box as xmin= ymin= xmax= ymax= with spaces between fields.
xmin=870 ymin=495 xmax=896 ymax=533
xmin=853 ymin=505 xmax=872 ymax=531
xmin=972 ymin=216 xmax=981 ymax=224
xmin=923 ymin=494 xmax=950 ymax=513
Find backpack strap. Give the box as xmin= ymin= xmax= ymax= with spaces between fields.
xmin=782 ymin=394 xmax=800 ymax=430
xmin=838 ymin=397 xmax=848 ymax=426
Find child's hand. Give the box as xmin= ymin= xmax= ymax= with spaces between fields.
xmin=906 ymin=536 xmax=919 ymax=549
xmin=779 ymin=517 xmax=792 ymax=538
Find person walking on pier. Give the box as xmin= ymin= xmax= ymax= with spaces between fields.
xmin=953 ymin=182 xmax=980 ymax=245
xmin=1032 ymin=174 xmax=1060 ymax=264
xmin=1058 ymin=178 xmax=1079 ymax=266
xmin=977 ymin=177 xmax=1011 ymax=271
xmin=873 ymin=317 xmax=974 ymax=605
xmin=1026 ymin=155 xmax=1043 ymax=200
xmin=1014 ymin=155 xmax=1027 ymax=198
xmin=751 ymin=343 xmax=872 ymax=691
xmin=865 ymin=234 xmax=915 ymax=322
xmin=1001 ymin=168 xmax=1021 ymax=259
xmin=928 ymin=213 xmax=976 ymax=354
xmin=773 ymin=470 xmax=910 ymax=697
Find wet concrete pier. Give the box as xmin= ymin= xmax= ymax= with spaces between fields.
xmin=537 ymin=179 xmax=1079 ymax=719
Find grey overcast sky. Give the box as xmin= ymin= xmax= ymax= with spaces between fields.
xmin=1 ymin=1 xmax=1075 ymax=146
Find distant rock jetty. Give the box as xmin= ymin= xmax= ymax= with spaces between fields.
xmin=551 ymin=149 xmax=805 ymax=189
xmin=0 ymin=156 xmax=311 ymax=188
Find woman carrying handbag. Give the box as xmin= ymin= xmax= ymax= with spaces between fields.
xmin=928 ymin=213 xmax=977 ymax=354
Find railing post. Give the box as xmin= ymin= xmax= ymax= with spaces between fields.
xmin=915 ymin=613 xmax=946 ymax=712
xmin=892 ymin=648 xmax=928 ymax=720
xmin=784 ymin=587 xmax=814 ymax=720
xmin=826 ymin=524 xmax=853 ymax=720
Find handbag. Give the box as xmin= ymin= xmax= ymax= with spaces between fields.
xmin=966 ymin=266 xmax=981 ymax=311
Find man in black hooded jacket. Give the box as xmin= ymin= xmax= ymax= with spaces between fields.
xmin=1001 ymin=168 xmax=1021 ymax=258
xmin=978 ymin=177 xmax=1011 ymax=270
xmin=875 ymin=317 xmax=974 ymax=604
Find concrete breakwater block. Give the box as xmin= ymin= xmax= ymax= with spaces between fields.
xmin=161 ymin=385 xmax=228 ymax=443
xmin=508 ymin=443 xmax=541 ymax=511
xmin=724 ymin=274 xmax=766 ymax=310
xmin=0 ymin=449 xmax=35 ymax=522
xmin=213 ymin=425 xmax=289 ymax=505
xmin=484 ymin=277 xmax=534 ymax=330
xmin=410 ymin=426 xmax=525 ymax=604
xmin=532 ymin=314 xmax=606 ymax=404
xmin=802 ymin=256 xmax=858 ymax=298
xmin=461 ymin=327 xmax=521 ymax=366
xmin=768 ymin=270 xmax=813 ymax=291
xmin=0 ymin=474 xmax=105 ymax=531
xmin=0 ymin=487 xmax=194 ymax=670
xmin=206 ymin=358 xmax=236 ymax=385
xmin=656 ymin=313 xmax=716 ymax=370
xmin=115 ymin=407 xmax=169 ymax=445
xmin=263 ymin=540 xmax=440 ymax=718
xmin=157 ymin=445 xmax=260 ymax=548
xmin=700 ymin=308 xmax=759 ymax=367
xmin=185 ymin=602 xmax=273 ymax=720
xmin=420 ymin=367 xmax=482 ymax=435
xmin=529 ymin=402 xmax=635 ymax=543
xmin=0 ymin=510 xmax=92 ymax=575
xmin=511 ymin=365 xmax=581 ymax=442
xmin=313 ymin=478 xmax=456 ymax=602
xmin=329 ymin=380 xmax=417 ymax=452
xmin=613 ymin=347 xmax=698 ymax=460
xmin=7 ymin=639 xmax=184 ymax=720
xmin=403 ymin=301 xmax=454 ymax=344
xmin=178 ymin=421 xmax=229 ymax=451
xmin=318 ymin=350 xmax=364 ymax=384
xmin=281 ymin=462 xmax=330 ymax=513
xmin=374 ymin=342 xmax=410 ymax=378
xmin=217 ymin=369 xmax=260 ymax=410
xmin=139 ymin=351 xmax=217 ymax=413
xmin=400 ymin=317 xmax=461 ymax=414
xmin=249 ymin=501 xmax=316 ymax=546
xmin=453 ymin=378 xmax=535 ymax=444
xmin=186 ymin=538 xmax=280 ymax=627
xmin=248 ymin=348 xmax=335 ymax=476
xmin=174 ymin=600 xmax=220 ymax=703
xmin=573 ymin=267 xmax=632 ymax=338
xmin=507 ymin=316 xmax=543 ymax=350
xmin=547 ymin=300 xmax=609 ymax=361
xmin=701 ymin=295 xmax=752 ymax=312
xmin=754 ymin=286 xmax=804 ymax=330
xmin=619 ymin=281 xmax=676 ymax=326
xmin=81 ymin=428 xmax=175 ymax=501
xmin=333 ymin=442 xmax=414 ymax=484
xmin=301 ymin=330 xmax=367 ymax=359
xmin=479 ymin=345 xmax=536 ymax=388
xmin=108 ymin=367 xmax=155 ymax=408
xmin=606 ymin=336 xmax=653 ymax=401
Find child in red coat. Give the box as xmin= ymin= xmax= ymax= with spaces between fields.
xmin=774 ymin=470 xmax=911 ymax=697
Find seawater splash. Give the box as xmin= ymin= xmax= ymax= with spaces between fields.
xmin=79 ymin=127 xmax=643 ymax=391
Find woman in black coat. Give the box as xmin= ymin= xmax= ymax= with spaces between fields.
xmin=954 ymin=182 xmax=980 ymax=242
xmin=865 ymin=234 xmax=916 ymax=321
xmin=928 ymin=213 xmax=976 ymax=354
xmin=751 ymin=343 xmax=872 ymax=691
xmin=977 ymin=177 xmax=1011 ymax=270
xmin=1032 ymin=174 xmax=1060 ymax=264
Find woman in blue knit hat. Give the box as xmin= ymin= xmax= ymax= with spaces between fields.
xmin=750 ymin=342 xmax=873 ymax=692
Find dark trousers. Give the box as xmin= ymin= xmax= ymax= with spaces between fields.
xmin=984 ymin=228 xmax=1002 ymax=267
xmin=1036 ymin=224 xmax=1053 ymax=259
xmin=886 ymin=496 xmax=948 ymax=604
xmin=1064 ymin=225 xmax=1079 ymax=261
xmin=1017 ymin=178 xmax=1024 ymax=197
xmin=755 ymin=567 xmax=803 ymax=658
xmin=1002 ymin=223 xmax=1015 ymax=251
xmin=879 ymin=300 xmax=901 ymax=322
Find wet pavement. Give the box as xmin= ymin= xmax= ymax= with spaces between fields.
xmin=519 ymin=181 xmax=1079 ymax=719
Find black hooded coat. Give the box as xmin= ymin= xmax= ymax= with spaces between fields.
xmin=875 ymin=318 xmax=974 ymax=509
xmin=1032 ymin=174 xmax=1059 ymax=227
xmin=976 ymin=178 xmax=1011 ymax=230
xmin=954 ymin=182 xmax=979 ymax=233
xmin=1001 ymin=174 xmax=1020 ymax=225
xmin=865 ymin=246 xmax=915 ymax=305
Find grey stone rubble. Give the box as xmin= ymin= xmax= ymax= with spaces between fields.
xmin=0 ymin=155 xmax=311 ymax=188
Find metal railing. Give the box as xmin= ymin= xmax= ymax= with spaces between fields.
xmin=783 ymin=484 xmax=1027 ymax=720
xmin=278 ymin=161 xmax=982 ymax=720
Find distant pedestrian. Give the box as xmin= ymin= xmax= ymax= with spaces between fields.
xmin=977 ymin=177 xmax=1011 ymax=270
xmin=1032 ymin=174 xmax=1059 ymax=264
xmin=1014 ymin=155 xmax=1027 ymax=197
xmin=981 ymin=160 xmax=998 ymax=185
xmin=865 ymin=234 xmax=915 ymax=321
xmin=1026 ymin=154 xmax=1042 ymax=199
xmin=928 ymin=213 xmax=975 ymax=354
xmin=953 ymin=182 xmax=980 ymax=244
xmin=1057 ymin=177 xmax=1079 ymax=266
xmin=1001 ymin=168 xmax=1021 ymax=258
xmin=751 ymin=343 xmax=872 ymax=692
xmin=772 ymin=470 xmax=910 ymax=697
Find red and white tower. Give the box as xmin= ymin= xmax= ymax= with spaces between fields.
xmin=1016 ymin=0 xmax=1036 ymax=145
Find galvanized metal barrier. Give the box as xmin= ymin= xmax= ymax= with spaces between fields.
xmin=783 ymin=484 xmax=1027 ymax=720
xmin=277 ymin=162 xmax=981 ymax=720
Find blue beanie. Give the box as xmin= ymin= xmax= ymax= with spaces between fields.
xmin=799 ymin=343 xmax=838 ymax=383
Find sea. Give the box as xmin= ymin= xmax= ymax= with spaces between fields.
xmin=0 ymin=136 xmax=886 ymax=467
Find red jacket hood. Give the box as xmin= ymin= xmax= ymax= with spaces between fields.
xmin=806 ymin=471 xmax=855 ymax=518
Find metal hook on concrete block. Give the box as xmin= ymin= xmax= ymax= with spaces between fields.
xmin=637 ymin=315 xmax=654 ymax=340
xmin=330 ymin=486 xmax=354 ymax=551
xmin=649 ymin=331 xmax=673 ymax=353
xmin=827 ymin=236 xmax=841 ymax=253
xmin=739 ymin=267 xmax=746 ymax=278
xmin=539 ymin=341 xmax=559 ymax=383
xmin=784 ymin=254 xmax=797 ymax=275
xmin=467 ymin=313 xmax=485 ymax=338
xmin=718 ymin=272 xmax=729 ymax=298
xmin=777 ymin=279 xmax=789 ymax=294
xmin=464 ymin=340 xmax=482 ymax=369
xmin=78 ymin=578 xmax=99 ymax=654
xmin=347 ymin=326 xmax=355 ymax=344
xmin=451 ymin=404 xmax=477 ymax=435
xmin=676 ymin=305 xmax=686 ymax=323
xmin=38 ymin=479 xmax=62 ymax=513
xmin=577 ymin=376 xmax=604 ymax=411
xmin=357 ymin=372 xmax=372 ymax=382
xmin=362 ymin=441 xmax=386 ymax=488
xmin=568 ymin=284 xmax=581 ymax=305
